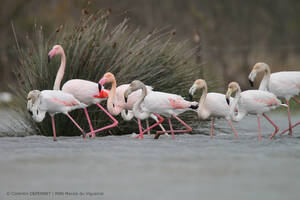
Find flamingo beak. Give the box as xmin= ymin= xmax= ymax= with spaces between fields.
xmin=48 ymin=55 xmax=51 ymax=63
xmin=98 ymin=83 xmax=102 ymax=92
xmin=99 ymin=77 xmax=107 ymax=86
xmin=189 ymin=94 xmax=193 ymax=101
xmin=28 ymin=110 xmax=33 ymax=116
xmin=226 ymin=98 xmax=230 ymax=105
xmin=249 ymin=79 xmax=254 ymax=87
xmin=124 ymin=96 xmax=128 ymax=103
xmin=225 ymin=88 xmax=232 ymax=105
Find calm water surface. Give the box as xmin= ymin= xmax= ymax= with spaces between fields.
xmin=0 ymin=111 xmax=300 ymax=200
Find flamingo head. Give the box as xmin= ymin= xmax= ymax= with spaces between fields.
xmin=99 ymin=72 xmax=115 ymax=86
xmin=248 ymin=62 xmax=270 ymax=87
xmin=48 ymin=45 xmax=64 ymax=63
xmin=189 ymin=79 xmax=207 ymax=101
xmin=124 ymin=80 xmax=145 ymax=103
xmin=27 ymin=90 xmax=46 ymax=122
xmin=226 ymin=82 xmax=240 ymax=105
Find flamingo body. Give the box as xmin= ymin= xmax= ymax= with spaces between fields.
xmin=263 ymin=72 xmax=300 ymax=100
xmin=62 ymin=79 xmax=109 ymax=105
xmin=141 ymin=91 xmax=197 ymax=117
xmin=198 ymin=92 xmax=233 ymax=120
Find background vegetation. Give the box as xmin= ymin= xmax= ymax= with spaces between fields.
xmin=1 ymin=0 xmax=300 ymax=136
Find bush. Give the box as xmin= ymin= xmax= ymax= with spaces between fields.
xmin=13 ymin=9 xmax=202 ymax=136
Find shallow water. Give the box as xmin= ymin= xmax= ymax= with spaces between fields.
xmin=0 ymin=112 xmax=300 ymax=200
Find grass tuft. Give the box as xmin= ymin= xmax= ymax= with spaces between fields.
xmin=13 ymin=10 xmax=202 ymax=136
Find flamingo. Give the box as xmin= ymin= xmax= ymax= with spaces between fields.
xmin=122 ymin=80 xmax=198 ymax=139
xmin=48 ymin=45 xmax=118 ymax=137
xmin=188 ymin=79 xmax=239 ymax=139
xmin=225 ymin=82 xmax=286 ymax=140
xmin=123 ymin=80 xmax=169 ymax=139
xmin=248 ymin=62 xmax=300 ymax=136
xmin=27 ymin=90 xmax=87 ymax=141
xmin=98 ymin=73 xmax=165 ymax=138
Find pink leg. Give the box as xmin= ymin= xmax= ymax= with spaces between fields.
xmin=210 ymin=118 xmax=215 ymax=139
xmin=65 ymin=113 xmax=86 ymax=137
xmin=84 ymin=108 xmax=95 ymax=138
xmin=263 ymin=113 xmax=279 ymax=139
xmin=136 ymin=119 xmax=144 ymax=139
xmin=86 ymin=103 xmax=118 ymax=137
xmin=168 ymin=118 xmax=175 ymax=140
xmin=136 ymin=114 xmax=164 ymax=139
xmin=156 ymin=114 xmax=192 ymax=135
xmin=51 ymin=116 xmax=57 ymax=141
xmin=280 ymin=98 xmax=300 ymax=136
xmin=280 ymin=100 xmax=293 ymax=136
xmin=227 ymin=119 xmax=239 ymax=139
xmin=257 ymin=115 xmax=262 ymax=141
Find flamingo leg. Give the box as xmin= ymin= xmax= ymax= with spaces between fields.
xmin=280 ymin=98 xmax=300 ymax=136
xmin=280 ymin=100 xmax=294 ymax=136
xmin=84 ymin=108 xmax=95 ymax=138
xmin=168 ymin=118 xmax=175 ymax=140
xmin=210 ymin=118 xmax=215 ymax=139
xmin=138 ymin=114 xmax=164 ymax=138
xmin=146 ymin=119 xmax=151 ymax=135
xmin=227 ymin=119 xmax=239 ymax=138
xmin=155 ymin=114 xmax=192 ymax=136
xmin=263 ymin=113 xmax=279 ymax=139
xmin=65 ymin=113 xmax=86 ymax=138
xmin=150 ymin=114 xmax=168 ymax=136
xmin=51 ymin=116 xmax=57 ymax=141
xmin=86 ymin=103 xmax=118 ymax=137
xmin=136 ymin=119 xmax=144 ymax=139
xmin=257 ymin=115 xmax=262 ymax=140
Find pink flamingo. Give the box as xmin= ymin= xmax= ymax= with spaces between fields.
xmin=48 ymin=45 xmax=118 ymax=137
xmin=189 ymin=79 xmax=239 ymax=139
xmin=226 ymin=82 xmax=286 ymax=140
xmin=27 ymin=90 xmax=87 ymax=141
xmin=249 ymin=62 xmax=300 ymax=136
xmin=98 ymin=73 xmax=167 ymax=138
xmin=123 ymin=80 xmax=198 ymax=139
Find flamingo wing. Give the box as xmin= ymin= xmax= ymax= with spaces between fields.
xmin=39 ymin=90 xmax=86 ymax=114
xmin=269 ymin=72 xmax=300 ymax=99
xmin=240 ymin=90 xmax=281 ymax=114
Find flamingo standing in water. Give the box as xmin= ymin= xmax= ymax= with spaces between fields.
xmin=27 ymin=90 xmax=87 ymax=141
xmin=248 ymin=62 xmax=300 ymax=136
xmin=188 ymin=79 xmax=239 ymax=139
xmin=48 ymin=45 xmax=118 ymax=137
xmin=225 ymin=82 xmax=286 ymax=140
xmin=123 ymin=80 xmax=198 ymax=139
xmin=123 ymin=80 xmax=167 ymax=139
xmin=98 ymin=73 xmax=166 ymax=138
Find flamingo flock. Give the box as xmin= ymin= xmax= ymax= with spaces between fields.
xmin=27 ymin=45 xmax=300 ymax=141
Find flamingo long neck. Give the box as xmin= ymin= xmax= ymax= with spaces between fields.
xmin=133 ymin=85 xmax=149 ymax=119
xmin=197 ymin=84 xmax=209 ymax=118
xmin=107 ymin=79 xmax=122 ymax=115
xmin=230 ymin=88 xmax=246 ymax=121
xmin=258 ymin=66 xmax=271 ymax=91
xmin=53 ymin=51 xmax=66 ymax=90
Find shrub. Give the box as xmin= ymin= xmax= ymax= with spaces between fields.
xmin=13 ymin=9 xmax=202 ymax=136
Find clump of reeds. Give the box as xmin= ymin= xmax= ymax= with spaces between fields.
xmin=13 ymin=9 xmax=202 ymax=136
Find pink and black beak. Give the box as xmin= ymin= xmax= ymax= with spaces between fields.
xmin=98 ymin=83 xmax=102 ymax=92
xmin=249 ymin=80 xmax=254 ymax=87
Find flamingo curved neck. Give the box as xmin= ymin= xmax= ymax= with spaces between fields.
xmin=230 ymin=88 xmax=246 ymax=121
xmin=259 ymin=65 xmax=271 ymax=91
xmin=197 ymin=83 xmax=208 ymax=118
xmin=133 ymin=85 xmax=149 ymax=119
xmin=107 ymin=79 xmax=122 ymax=115
xmin=53 ymin=51 xmax=66 ymax=90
